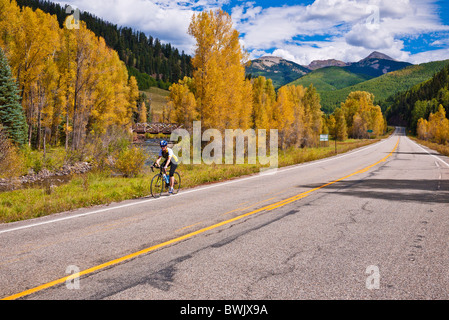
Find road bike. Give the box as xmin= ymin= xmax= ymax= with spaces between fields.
xmin=149 ymin=164 xmax=181 ymax=198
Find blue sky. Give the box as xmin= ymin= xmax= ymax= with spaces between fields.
xmin=57 ymin=0 xmax=449 ymax=65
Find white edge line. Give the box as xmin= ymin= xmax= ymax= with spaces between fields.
xmin=0 ymin=133 xmax=396 ymax=235
xmin=407 ymin=137 xmax=449 ymax=167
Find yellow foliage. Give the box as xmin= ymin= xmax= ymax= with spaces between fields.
xmin=168 ymin=77 xmax=198 ymax=129
xmin=0 ymin=0 xmax=138 ymax=149
xmin=340 ymin=91 xmax=385 ymax=138
xmin=187 ymin=9 xmax=252 ymax=131
xmin=419 ymin=105 xmax=449 ymax=144
xmin=114 ymin=146 xmax=147 ymax=178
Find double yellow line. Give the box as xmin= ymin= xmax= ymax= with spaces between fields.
xmin=2 ymin=138 xmax=399 ymax=300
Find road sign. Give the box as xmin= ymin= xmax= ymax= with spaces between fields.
xmin=320 ymin=134 xmax=329 ymax=142
xmin=367 ymin=129 xmax=373 ymax=133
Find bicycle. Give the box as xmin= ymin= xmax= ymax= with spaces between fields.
xmin=149 ymin=163 xmax=181 ymax=198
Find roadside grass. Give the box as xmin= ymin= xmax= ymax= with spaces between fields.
xmin=0 ymin=136 xmax=388 ymax=223
xmin=408 ymin=137 xmax=449 ymax=157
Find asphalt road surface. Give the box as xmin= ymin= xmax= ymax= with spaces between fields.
xmin=1 ymin=128 xmax=448 ymax=301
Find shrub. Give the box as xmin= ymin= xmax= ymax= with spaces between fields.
xmin=0 ymin=127 xmax=26 ymax=178
xmin=114 ymin=146 xmax=148 ymax=177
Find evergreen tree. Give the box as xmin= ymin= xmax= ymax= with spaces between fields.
xmin=0 ymin=48 xmax=28 ymax=146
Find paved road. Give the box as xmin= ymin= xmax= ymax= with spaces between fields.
xmin=1 ymin=128 xmax=448 ymax=300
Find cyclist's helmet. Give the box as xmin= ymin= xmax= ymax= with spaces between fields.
xmin=160 ymin=140 xmax=168 ymax=147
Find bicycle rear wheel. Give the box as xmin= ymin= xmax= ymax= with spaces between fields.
xmin=150 ymin=174 xmax=164 ymax=198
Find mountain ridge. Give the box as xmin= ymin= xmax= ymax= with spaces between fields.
xmin=246 ymin=51 xmax=413 ymax=88
xmin=246 ymin=56 xmax=310 ymax=88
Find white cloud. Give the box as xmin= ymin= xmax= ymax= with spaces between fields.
xmin=56 ymin=0 xmax=449 ymax=65
xmin=55 ymin=0 xmax=227 ymax=54
xmin=345 ymin=23 xmax=398 ymax=50
xmin=408 ymin=48 xmax=449 ymax=64
xmin=232 ymin=0 xmax=449 ymax=64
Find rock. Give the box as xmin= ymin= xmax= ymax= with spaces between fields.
xmin=0 ymin=161 xmax=92 ymax=192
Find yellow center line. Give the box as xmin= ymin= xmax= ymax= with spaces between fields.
xmin=175 ymin=221 xmax=204 ymax=232
xmin=2 ymin=138 xmax=399 ymax=300
xmin=221 ymin=197 xmax=277 ymax=215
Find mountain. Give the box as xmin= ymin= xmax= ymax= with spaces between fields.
xmin=344 ymin=52 xmax=412 ymax=77
xmin=245 ymin=56 xmax=310 ymax=88
xmin=247 ymin=51 xmax=413 ymax=91
xmin=307 ymin=59 xmax=348 ymax=70
xmin=305 ymin=51 xmax=411 ymax=77
xmin=361 ymin=51 xmax=396 ymax=61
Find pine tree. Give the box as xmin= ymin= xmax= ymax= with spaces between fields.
xmin=0 ymin=47 xmax=28 ymax=146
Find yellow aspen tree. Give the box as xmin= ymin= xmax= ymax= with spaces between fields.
xmin=352 ymin=112 xmax=366 ymax=139
xmin=333 ymin=107 xmax=348 ymax=141
xmin=104 ymin=50 xmax=131 ymax=129
xmin=326 ymin=114 xmax=336 ymax=139
xmin=188 ymin=9 xmax=252 ymax=131
xmin=288 ymin=85 xmax=306 ymax=147
xmin=168 ymin=76 xmax=198 ymax=130
xmin=0 ymin=0 xmax=21 ymax=51
xmin=89 ymin=36 xmax=116 ymax=134
xmin=302 ymin=85 xmax=322 ymax=147
xmin=3 ymin=7 xmax=60 ymax=146
xmin=1 ymin=1 xmax=136 ymax=149
xmin=71 ymin=23 xmax=97 ymax=149
xmin=138 ymin=100 xmax=147 ymax=123
xmin=341 ymin=91 xmax=385 ymax=139
xmin=58 ymin=27 xmax=77 ymax=149
xmin=370 ymin=105 xmax=385 ymax=136
xmin=417 ymin=118 xmax=430 ymax=140
xmin=273 ymin=86 xmax=295 ymax=149
xmin=128 ymin=76 xmax=140 ymax=122
xmin=251 ymin=76 xmax=276 ymax=130
xmin=429 ymin=104 xmax=449 ymax=144
xmin=87 ymin=34 xmax=134 ymax=137
xmin=37 ymin=57 xmax=59 ymax=149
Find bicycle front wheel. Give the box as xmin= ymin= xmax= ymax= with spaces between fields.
xmin=150 ymin=174 xmax=164 ymax=198
xmin=172 ymin=172 xmax=181 ymax=194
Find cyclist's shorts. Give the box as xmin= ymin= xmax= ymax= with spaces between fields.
xmin=162 ymin=160 xmax=178 ymax=177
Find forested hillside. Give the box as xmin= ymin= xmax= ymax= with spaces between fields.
xmin=15 ymin=0 xmax=193 ymax=90
xmin=386 ymin=62 xmax=449 ymax=133
xmin=288 ymin=67 xmax=373 ymax=92
xmin=318 ymin=60 xmax=449 ymax=113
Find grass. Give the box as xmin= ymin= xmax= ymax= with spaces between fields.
xmin=408 ymin=137 xmax=449 ymax=157
xmin=141 ymin=87 xmax=169 ymax=120
xmin=0 ymin=136 xmax=389 ymax=224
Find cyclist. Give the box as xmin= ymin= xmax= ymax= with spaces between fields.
xmin=154 ymin=140 xmax=179 ymax=194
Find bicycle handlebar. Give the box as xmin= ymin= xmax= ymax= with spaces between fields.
xmin=150 ymin=163 xmax=167 ymax=174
